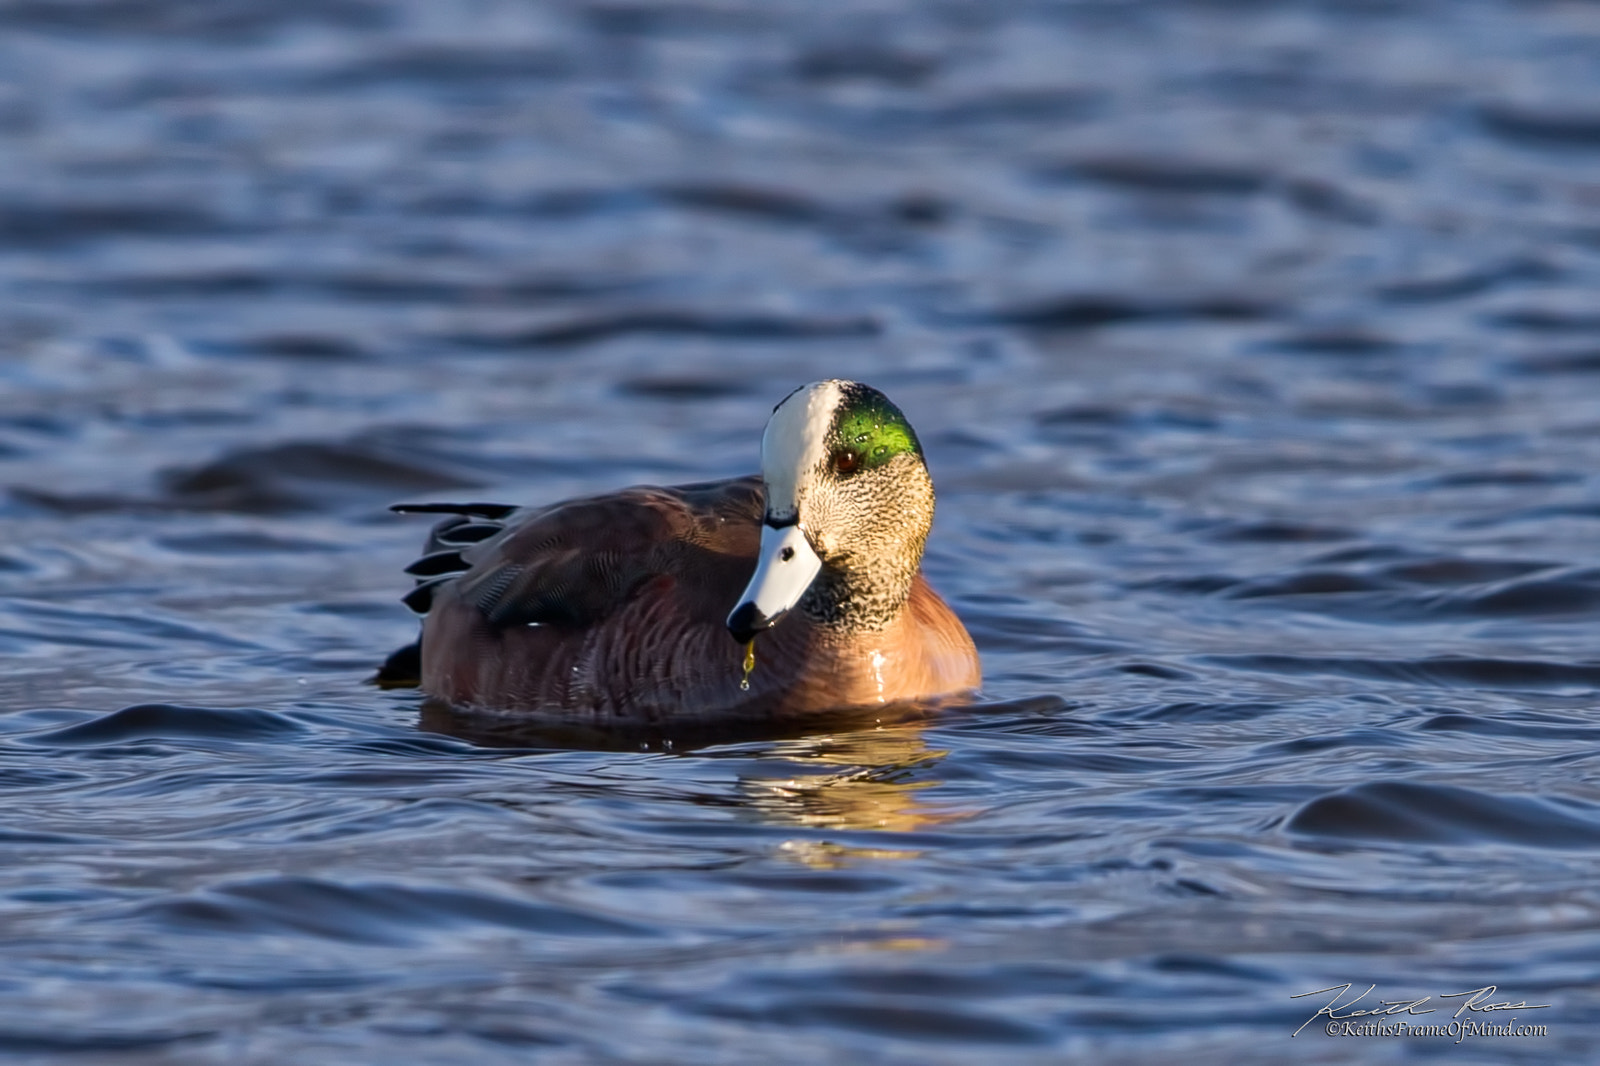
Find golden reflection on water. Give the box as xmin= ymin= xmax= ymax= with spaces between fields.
xmin=743 ymin=721 xmax=971 ymax=866
xmin=417 ymin=699 xmax=973 ymax=865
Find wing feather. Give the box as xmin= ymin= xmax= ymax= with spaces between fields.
xmin=396 ymin=476 xmax=763 ymax=631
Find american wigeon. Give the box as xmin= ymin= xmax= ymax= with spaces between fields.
xmin=389 ymin=380 xmax=980 ymax=722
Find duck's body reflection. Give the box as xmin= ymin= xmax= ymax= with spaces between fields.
xmin=416 ymin=698 xmax=971 ymax=860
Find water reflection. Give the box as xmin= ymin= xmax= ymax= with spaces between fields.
xmin=418 ymin=698 xmax=966 ymax=854
xmin=414 ymin=695 xmax=948 ymax=752
xmin=743 ymin=726 xmax=960 ymax=839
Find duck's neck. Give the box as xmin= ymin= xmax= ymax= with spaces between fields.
xmin=798 ymin=551 xmax=922 ymax=634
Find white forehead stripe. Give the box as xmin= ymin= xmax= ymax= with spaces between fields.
xmin=761 ymin=380 xmax=844 ymax=520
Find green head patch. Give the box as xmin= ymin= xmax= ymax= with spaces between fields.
xmin=828 ymin=383 xmax=922 ymax=476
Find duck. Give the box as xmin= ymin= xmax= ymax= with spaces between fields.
xmin=388 ymin=380 xmax=980 ymax=723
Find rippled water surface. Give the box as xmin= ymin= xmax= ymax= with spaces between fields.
xmin=4 ymin=1 xmax=1600 ymax=1061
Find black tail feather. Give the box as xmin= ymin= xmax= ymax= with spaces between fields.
xmin=405 ymin=550 xmax=469 ymax=577
xmin=435 ymin=521 xmax=501 ymax=545
xmin=390 ymin=501 xmax=517 ymax=519
xmin=402 ymin=575 xmax=455 ymax=614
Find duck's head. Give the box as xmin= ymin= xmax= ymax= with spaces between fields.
xmin=728 ymin=380 xmax=934 ymax=643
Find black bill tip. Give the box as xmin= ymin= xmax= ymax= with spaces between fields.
xmin=726 ymin=601 xmax=777 ymax=644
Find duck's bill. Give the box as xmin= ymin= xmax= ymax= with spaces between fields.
xmin=727 ymin=523 xmax=823 ymax=643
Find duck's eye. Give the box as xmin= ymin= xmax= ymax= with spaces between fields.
xmin=832 ymin=448 xmax=861 ymax=475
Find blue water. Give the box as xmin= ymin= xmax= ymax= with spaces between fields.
xmin=2 ymin=0 xmax=1599 ymax=1061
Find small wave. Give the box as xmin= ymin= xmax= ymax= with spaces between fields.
xmin=1200 ymin=521 xmax=1355 ymax=544
xmin=159 ymin=432 xmax=483 ymax=513
xmin=1374 ymin=257 xmax=1559 ymax=304
xmin=1507 ymin=348 xmax=1600 ymax=375
xmin=1262 ymin=329 xmax=1404 ymax=356
xmin=1111 ymin=701 xmax=1283 ymax=724
xmin=1487 ymin=305 xmax=1600 ymax=332
xmin=1156 ymin=555 xmax=1600 ymax=622
xmin=1035 ymin=155 xmax=1377 ymax=223
xmin=615 ymin=376 xmax=759 ymax=400
xmin=1040 ymin=154 xmax=1269 ymax=195
xmin=71 ymin=268 xmax=628 ymax=303
xmin=678 ymin=992 xmax=1051 ymax=1046
xmin=1221 ymin=570 xmax=1396 ymax=599
xmin=303 ymin=43 xmax=572 ymax=89
xmin=1033 ymin=403 xmax=1221 ymax=437
xmin=939 ymin=291 xmax=1276 ymax=330
xmin=11 ymin=430 xmax=487 ymax=515
xmin=0 ymin=1026 xmax=211 ymax=1056
xmin=208 ymin=333 xmax=370 ymax=361
xmin=23 ymin=704 xmax=306 ymax=747
xmin=1478 ymin=102 xmax=1600 ymax=148
xmin=792 ymin=43 xmax=940 ymax=86
xmin=0 ymin=201 xmax=231 ymax=248
xmin=155 ymin=530 xmax=341 ymax=555
xmin=1288 ymin=780 xmax=1600 ymax=848
xmin=1418 ymin=712 xmax=1600 ymax=742
xmin=125 ymin=876 xmax=656 ymax=945
xmin=1207 ymin=654 xmax=1600 ymax=693
xmin=962 ymin=611 xmax=1126 ymax=656
xmin=449 ymin=308 xmax=881 ymax=349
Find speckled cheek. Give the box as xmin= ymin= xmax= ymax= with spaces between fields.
xmin=800 ymin=492 xmax=841 ymax=555
xmin=810 ymin=524 xmax=841 ymax=557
